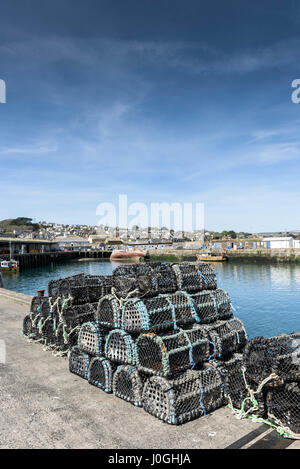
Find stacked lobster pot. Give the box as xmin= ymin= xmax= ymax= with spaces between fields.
xmin=235 ymin=333 xmax=300 ymax=437
xmin=70 ymin=261 xmax=248 ymax=424
xmin=22 ymin=273 xmax=112 ymax=355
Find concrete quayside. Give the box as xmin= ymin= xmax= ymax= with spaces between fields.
xmin=0 ymin=289 xmax=299 ymax=449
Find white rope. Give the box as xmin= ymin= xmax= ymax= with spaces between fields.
xmin=111 ymin=287 xmax=140 ymax=307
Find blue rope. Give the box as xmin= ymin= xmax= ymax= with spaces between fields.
xmin=189 ymin=345 xmax=196 ymax=369
xmin=208 ymin=340 xmax=217 ymax=361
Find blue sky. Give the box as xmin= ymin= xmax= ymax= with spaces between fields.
xmin=1 ymin=0 xmax=300 ymax=231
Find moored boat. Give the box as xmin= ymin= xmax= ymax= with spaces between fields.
xmin=1 ymin=259 xmax=19 ymax=272
xmin=197 ymin=253 xmax=227 ymax=262
xmin=110 ymin=249 xmax=146 ymax=261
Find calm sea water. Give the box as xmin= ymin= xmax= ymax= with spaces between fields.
xmin=2 ymin=260 xmax=300 ymax=339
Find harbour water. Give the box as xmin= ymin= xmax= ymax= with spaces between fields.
xmin=2 ymin=260 xmax=300 ymax=339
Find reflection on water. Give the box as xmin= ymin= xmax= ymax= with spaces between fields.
xmin=2 ymin=260 xmax=300 ymax=339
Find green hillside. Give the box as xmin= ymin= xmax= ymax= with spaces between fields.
xmin=0 ymin=218 xmax=40 ymax=233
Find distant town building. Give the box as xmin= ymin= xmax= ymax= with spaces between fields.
xmin=263 ymin=237 xmax=294 ymax=249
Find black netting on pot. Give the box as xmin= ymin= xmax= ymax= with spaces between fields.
xmin=23 ymin=315 xmax=33 ymax=337
xmin=61 ymin=303 xmax=97 ymax=329
xmin=49 ymin=273 xmax=85 ymax=298
xmin=88 ymin=357 xmax=117 ymax=392
xmin=77 ymin=322 xmax=105 ymax=356
xmin=67 ymin=286 xmax=89 ymax=305
xmin=48 ymin=279 xmax=60 ymax=299
xmin=243 ymin=333 xmax=300 ymax=386
xmin=196 ymin=364 xmax=224 ymax=414
xmin=171 ymin=262 xmax=217 ymax=293
xmin=112 ymin=365 xmax=145 ymax=406
xmin=152 ymin=263 xmax=178 ymax=294
xmin=197 ymin=262 xmax=218 ymax=290
xmin=112 ymin=264 xmax=158 ymax=298
xmin=120 ymin=295 xmax=176 ymax=334
xmin=266 ymin=382 xmax=300 ymax=437
xmin=213 ymin=289 xmax=233 ymax=320
xmin=88 ymin=276 xmax=113 ymax=303
xmin=105 ymin=329 xmax=136 ymax=364
xmin=136 ymin=327 xmax=211 ymax=377
xmin=163 ymin=291 xmax=200 ymax=328
xmin=55 ymin=323 xmax=68 ymax=351
xmin=210 ymin=354 xmax=249 ymax=409
xmin=39 ymin=298 xmax=51 ymax=319
xmin=43 ymin=319 xmax=56 ymax=346
xmin=29 ymin=297 xmax=50 ymax=327
xmin=190 ymin=291 xmax=218 ymax=324
xmin=96 ymin=294 xmax=121 ymax=329
xmin=30 ymin=296 xmax=43 ymax=316
xmin=69 ymin=345 xmax=91 ymax=379
xmin=199 ymin=317 xmax=247 ymax=359
xmin=142 ymin=366 xmax=223 ymax=425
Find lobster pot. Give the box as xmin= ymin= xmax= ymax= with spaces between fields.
xmin=212 ymin=354 xmax=249 ymax=408
xmin=23 ymin=314 xmax=43 ymax=341
xmin=55 ymin=323 xmax=78 ymax=352
xmin=43 ymin=319 xmax=56 ymax=346
xmin=48 ymin=273 xmax=85 ymax=298
xmin=152 ymin=263 xmax=178 ymax=294
xmin=172 ymin=262 xmax=217 ymax=293
xmin=58 ymin=275 xmax=86 ymax=298
xmin=136 ymin=327 xmax=211 ymax=377
xmin=30 ymin=296 xmax=44 ymax=318
xmin=191 ymin=291 xmax=218 ymax=324
xmin=163 ymin=291 xmax=200 ymax=327
xmin=62 ymin=303 xmax=97 ymax=329
xmin=23 ymin=315 xmax=33 ymax=337
xmin=96 ymin=295 xmax=121 ymax=329
xmin=112 ymin=264 xmax=158 ymax=298
xmin=68 ymin=286 xmax=89 ymax=305
xmin=197 ymin=263 xmax=218 ymax=290
xmin=243 ymin=333 xmax=300 ymax=386
xmin=199 ymin=317 xmax=247 ymax=359
xmin=266 ymin=383 xmax=300 ymax=437
xmin=48 ymin=279 xmax=60 ymax=299
xmin=69 ymin=346 xmax=91 ymax=379
xmin=39 ymin=298 xmax=51 ymax=319
xmin=112 ymin=365 xmax=145 ymax=406
xmin=87 ymin=276 xmax=113 ymax=303
xmin=78 ymin=322 xmax=104 ymax=356
xmin=105 ymin=330 xmax=136 ymax=365
xmin=120 ymin=296 xmax=176 ymax=334
xmin=142 ymin=367 xmax=223 ymax=425
xmin=213 ymin=289 xmax=233 ymax=320
xmin=88 ymin=357 xmax=117 ymax=393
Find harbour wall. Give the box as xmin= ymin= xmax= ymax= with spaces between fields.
xmin=1 ymin=249 xmax=111 ymax=269
xmin=148 ymin=248 xmax=300 ymax=263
